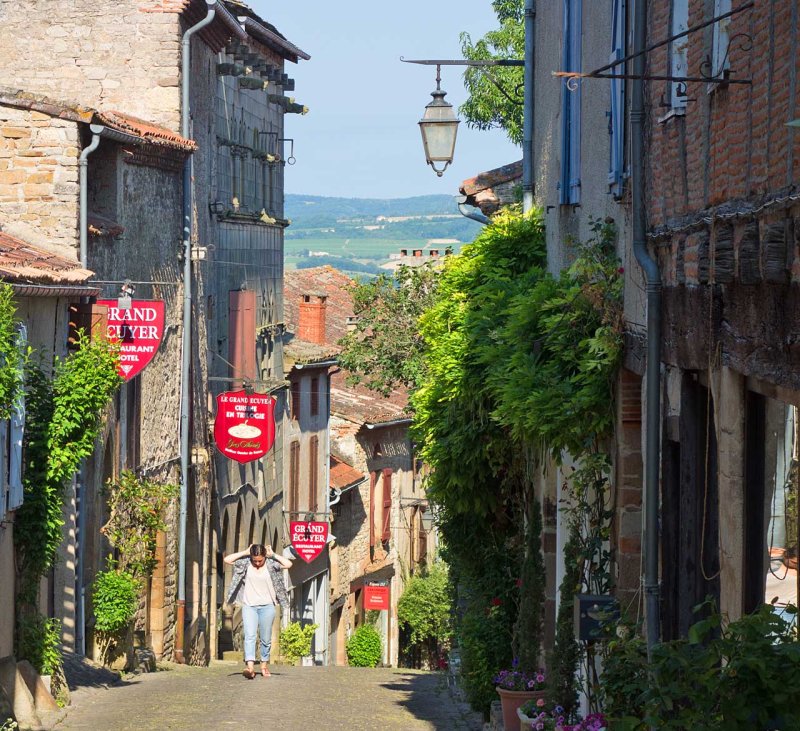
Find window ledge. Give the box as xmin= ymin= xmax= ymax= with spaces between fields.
xmin=657 ymin=107 xmax=687 ymax=124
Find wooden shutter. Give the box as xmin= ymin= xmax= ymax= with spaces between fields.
xmin=68 ymin=302 xmax=108 ymax=349
xmin=560 ymin=0 xmax=582 ymax=205
xmin=381 ymin=468 xmax=393 ymax=542
xmin=7 ymin=323 xmax=25 ymax=511
xmin=308 ymin=435 xmax=319 ymax=512
xmin=289 ymin=440 xmax=300 ymax=514
xmin=228 ymin=290 xmax=257 ymax=387
xmin=369 ymin=471 xmax=376 ymax=547
xmin=418 ymin=529 xmax=428 ymax=563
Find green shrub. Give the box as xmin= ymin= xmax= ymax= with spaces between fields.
xmin=346 ymin=624 xmax=382 ymax=667
xmin=397 ymin=562 xmax=452 ymax=664
xmin=279 ymin=621 xmax=318 ymax=664
xmin=15 ymin=612 xmax=62 ymax=675
xmin=92 ymin=568 xmax=139 ymax=665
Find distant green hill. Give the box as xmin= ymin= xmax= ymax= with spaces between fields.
xmin=284 ymin=194 xmax=481 ymax=242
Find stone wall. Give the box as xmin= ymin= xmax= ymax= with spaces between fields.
xmin=0 ymin=107 xmax=80 ymax=253
xmin=0 ymin=0 xmax=182 ymax=130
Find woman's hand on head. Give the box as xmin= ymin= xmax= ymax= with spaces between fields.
xmin=265 ymin=545 xmax=274 ymax=558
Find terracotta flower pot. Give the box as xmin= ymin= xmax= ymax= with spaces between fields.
xmin=496 ymin=687 xmax=546 ymax=731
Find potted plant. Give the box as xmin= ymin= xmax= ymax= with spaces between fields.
xmin=518 ymin=703 xmax=608 ymax=731
xmin=279 ymin=621 xmax=318 ymax=665
xmin=494 ymin=663 xmax=546 ymax=731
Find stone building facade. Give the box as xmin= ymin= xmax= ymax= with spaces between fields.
xmin=0 ymin=0 xmax=309 ymax=675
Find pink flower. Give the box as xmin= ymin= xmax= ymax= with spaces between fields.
xmin=536 ymin=698 xmax=545 ymax=707
xmin=491 ymin=597 xmax=502 ymax=606
xmin=536 ymin=673 xmax=545 ymax=683
xmin=617 ymin=266 xmax=625 ymax=274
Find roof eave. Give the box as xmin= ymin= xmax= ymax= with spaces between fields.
xmin=240 ymin=17 xmax=310 ymax=62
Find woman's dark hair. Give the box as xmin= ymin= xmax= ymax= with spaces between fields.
xmin=250 ymin=544 xmax=267 ymax=557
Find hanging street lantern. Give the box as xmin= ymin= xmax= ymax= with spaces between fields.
xmin=418 ymin=64 xmax=459 ymax=177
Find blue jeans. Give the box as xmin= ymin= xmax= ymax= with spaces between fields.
xmin=242 ymin=604 xmax=276 ymax=663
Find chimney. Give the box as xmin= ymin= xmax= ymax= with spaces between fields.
xmin=299 ymin=294 xmax=327 ymax=344
xmin=430 ymin=249 xmax=439 ymax=258
xmin=346 ymin=315 xmax=360 ymax=332
xmin=400 ymin=249 xmax=408 ymax=256
xmin=413 ymin=249 xmax=422 ymax=257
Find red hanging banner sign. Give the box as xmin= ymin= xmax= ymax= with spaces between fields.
xmin=213 ymin=390 xmax=276 ymax=463
xmin=289 ymin=521 xmax=329 ymax=564
xmin=97 ymin=300 xmax=165 ymax=381
xmin=363 ymin=584 xmax=390 ymax=611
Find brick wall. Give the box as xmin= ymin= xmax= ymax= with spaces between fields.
xmin=0 ymin=0 xmax=183 ymax=130
xmin=0 ymin=107 xmax=80 ymax=253
xmin=646 ymin=0 xmax=799 ymax=230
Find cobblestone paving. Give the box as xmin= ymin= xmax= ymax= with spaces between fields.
xmin=54 ymin=661 xmax=484 ymax=731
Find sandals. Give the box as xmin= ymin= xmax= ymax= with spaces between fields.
xmin=261 ymin=663 xmax=271 ymax=677
xmin=243 ymin=667 xmax=256 ymax=679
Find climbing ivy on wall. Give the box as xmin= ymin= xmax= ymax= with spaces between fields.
xmin=14 ymin=331 xmax=121 ymax=602
xmin=0 ymin=283 xmax=25 ymax=420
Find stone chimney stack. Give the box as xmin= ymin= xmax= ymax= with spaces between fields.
xmin=299 ymin=294 xmax=327 ymax=344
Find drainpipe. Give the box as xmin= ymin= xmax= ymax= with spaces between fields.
xmin=75 ymin=125 xmax=101 ymax=656
xmin=177 ymin=0 xmax=217 ymax=664
xmin=78 ymin=126 xmax=102 ymax=268
xmin=522 ymin=0 xmax=535 ymax=214
xmin=631 ymin=0 xmax=662 ymax=656
xmin=454 ymin=195 xmax=489 ymax=225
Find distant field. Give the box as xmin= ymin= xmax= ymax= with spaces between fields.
xmin=284 ymin=237 xmax=464 ymax=261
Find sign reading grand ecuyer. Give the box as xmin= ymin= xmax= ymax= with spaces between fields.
xmin=213 ymin=390 xmax=276 ymax=463
xmin=97 ymin=300 xmax=165 ymax=381
xmin=290 ymin=521 xmax=329 ymax=564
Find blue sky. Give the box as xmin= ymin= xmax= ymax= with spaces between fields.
xmin=250 ymin=0 xmax=520 ymax=199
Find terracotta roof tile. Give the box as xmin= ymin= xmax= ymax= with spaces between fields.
xmin=0 ymin=232 xmax=92 ymax=284
xmin=460 ymin=160 xmax=523 ymax=216
xmin=97 ymin=111 xmax=196 ymax=151
xmin=331 ymin=370 xmax=410 ymax=426
xmin=88 ymin=213 xmax=124 ymax=238
xmin=329 ymin=455 xmax=364 ymax=490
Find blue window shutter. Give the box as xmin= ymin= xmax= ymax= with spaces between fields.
xmin=561 ymin=0 xmax=582 ymax=205
xmin=608 ymin=0 xmax=626 ymax=197
xmin=8 ymin=324 xmax=26 ymax=511
xmin=0 ymin=420 xmax=7 ymax=520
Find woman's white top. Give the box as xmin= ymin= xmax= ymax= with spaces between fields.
xmin=242 ymin=562 xmax=278 ymax=606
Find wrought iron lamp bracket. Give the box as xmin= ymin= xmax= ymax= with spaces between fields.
xmin=556 ymin=1 xmax=754 ymax=90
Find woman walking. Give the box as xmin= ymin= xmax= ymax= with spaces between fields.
xmin=224 ymin=543 xmax=293 ymax=679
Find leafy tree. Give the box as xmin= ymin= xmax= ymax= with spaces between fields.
xmin=337 ymin=264 xmax=440 ymax=396
xmin=459 ymin=0 xmax=524 ymax=145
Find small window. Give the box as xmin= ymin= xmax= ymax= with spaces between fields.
xmin=670 ymin=0 xmax=689 ymax=108
xmin=310 ymin=377 xmax=319 ymax=417
xmin=291 ymin=379 xmax=301 ymax=420
xmin=711 ymin=0 xmax=732 ymax=79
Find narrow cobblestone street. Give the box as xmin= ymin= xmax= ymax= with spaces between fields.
xmin=54 ymin=662 xmax=483 ymax=731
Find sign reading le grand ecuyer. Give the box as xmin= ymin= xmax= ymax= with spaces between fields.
xmin=290 ymin=521 xmax=329 ymax=564
xmin=97 ymin=300 xmax=165 ymax=381
xmin=213 ymin=390 xmax=276 ymax=463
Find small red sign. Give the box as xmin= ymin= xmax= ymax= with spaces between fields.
xmin=97 ymin=300 xmax=165 ymax=380
xmin=290 ymin=521 xmax=329 ymax=564
xmin=364 ymin=584 xmax=390 ymax=611
xmin=213 ymin=390 xmax=276 ymax=463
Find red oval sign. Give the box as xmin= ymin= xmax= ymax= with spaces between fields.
xmin=97 ymin=300 xmax=165 ymax=381
xmin=213 ymin=390 xmax=276 ymax=463
xmin=290 ymin=521 xmax=329 ymax=563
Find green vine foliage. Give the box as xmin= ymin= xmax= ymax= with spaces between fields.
xmin=102 ymin=471 xmax=178 ymax=578
xmin=397 ymin=562 xmax=452 ymax=666
xmin=15 ymin=613 xmax=62 ymax=676
xmin=14 ymin=332 xmax=121 ymax=602
xmin=513 ymin=497 xmax=545 ymax=671
xmin=0 ymin=283 xmax=25 ymax=420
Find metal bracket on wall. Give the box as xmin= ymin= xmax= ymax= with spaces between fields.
xmin=555 ymin=1 xmax=754 ymax=90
